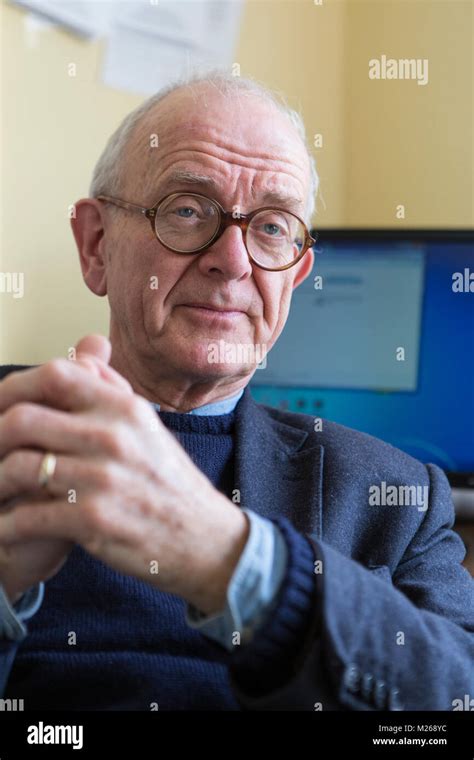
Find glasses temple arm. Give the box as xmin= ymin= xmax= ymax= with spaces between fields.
xmin=97 ymin=195 xmax=150 ymax=216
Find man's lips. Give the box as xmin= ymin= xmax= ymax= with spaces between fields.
xmin=180 ymin=303 xmax=245 ymax=315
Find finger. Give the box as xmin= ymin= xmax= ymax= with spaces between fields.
xmin=75 ymin=334 xmax=111 ymax=364
xmin=74 ymin=355 xmax=133 ymax=395
xmin=0 ymin=449 xmax=121 ymax=503
xmin=0 ymin=358 xmax=128 ymax=414
xmin=0 ymin=403 xmax=129 ymax=460
xmin=0 ymin=498 xmax=80 ymax=544
xmin=74 ymin=335 xmax=133 ymax=394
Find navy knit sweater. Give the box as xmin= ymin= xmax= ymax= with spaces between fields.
xmin=5 ymin=409 xmax=318 ymax=710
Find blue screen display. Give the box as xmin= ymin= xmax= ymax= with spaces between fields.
xmin=250 ymin=233 xmax=474 ymax=473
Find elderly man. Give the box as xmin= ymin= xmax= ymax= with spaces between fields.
xmin=0 ymin=73 xmax=472 ymax=712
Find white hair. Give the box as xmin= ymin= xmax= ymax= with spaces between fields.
xmin=90 ymin=69 xmax=319 ymax=225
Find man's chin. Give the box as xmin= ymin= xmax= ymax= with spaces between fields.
xmin=168 ymin=345 xmax=251 ymax=383
xmin=180 ymin=355 xmax=252 ymax=382
xmin=153 ymin=329 xmax=261 ymax=381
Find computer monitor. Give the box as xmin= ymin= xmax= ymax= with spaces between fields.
xmin=250 ymin=230 xmax=474 ymax=488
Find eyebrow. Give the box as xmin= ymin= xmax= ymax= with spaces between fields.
xmin=154 ymin=170 xmax=305 ymax=213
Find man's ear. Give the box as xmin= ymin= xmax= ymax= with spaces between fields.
xmin=292 ymin=246 xmax=314 ymax=290
xmin=70 ymin=199 xmax=108 ymax=296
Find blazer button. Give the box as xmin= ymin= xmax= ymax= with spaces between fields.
xmin=343 ymin=664 xmax=361 ymax=693
xmin=389 ymin=688 xmax=404 ymax=711
xmin=361 ymin=672 xmax=375 ymax=701
xmin=373 ymin=679 xmax=388 ymax=709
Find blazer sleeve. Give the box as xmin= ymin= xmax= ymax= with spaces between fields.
xmin=229 ymin=464 xmax=474 ymax=710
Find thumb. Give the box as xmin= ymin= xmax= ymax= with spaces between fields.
xmin=73 ymin=335 xmax=133 ymax=394
xmin=74 ymin=334 xmax=111 ymax=364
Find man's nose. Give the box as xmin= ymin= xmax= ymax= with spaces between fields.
xmin=196 ymin=224 xmax=253 ymax=281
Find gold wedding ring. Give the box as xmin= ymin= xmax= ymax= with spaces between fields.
xmin=38 ymin=452 xmax=57 ymax=489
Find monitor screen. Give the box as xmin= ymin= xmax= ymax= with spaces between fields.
xmin=250 ymin=230 xmax=474 ymax=477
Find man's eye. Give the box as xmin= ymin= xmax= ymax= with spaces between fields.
xmin=175 ymin=207 xmax=196 ymax=218
xmin=263 ymin=222 xmax=284 ymax=236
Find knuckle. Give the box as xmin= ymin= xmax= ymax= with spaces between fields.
xmin=81 ymin=497 xmax=101 ymax=527
xmin=77 ymin=357 xmax=102 ymax=380
xmin=3 ymin=403 xmax=36 ymax=436
xmin=41 ymin=358 xmax=72 ymax=395
xmin=119 ymin=394 xmax=143 ymax=422
xmin=93 ymin=463 xmax=117 ymax=491
xmin=81 ymin=497 xmax=113 ymax=536
xmin=2 ymin=450 xmax=30 ymax=485
xmin=0 ymin=369 xmax=25 ymax=391
xmin=11 ymin=507 xmax=35 ymax=539
xmin=96 ymin=428 xmax=128 ymax=460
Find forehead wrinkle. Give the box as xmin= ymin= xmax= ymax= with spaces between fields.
xmin=126 ymin=84 xmax=309 ymax=177
xmin=143 ymin=145 xmax=308 ymax=197
xmin=127 ymin=101 xmax=310 ymax=199
xmin=152 ymin=142 xmax=307 ymax=178
xmin=151 ymin=168 xmax=304 ymax=211
xmin=151 ymin=117 xmax=308 ymax=172
xmin=142 ymin=161 xmax=307 ymax=218
xmin=169 ymin=134 xmax=307 ymax=173
xmin=187 ymin=116 xmax=308 ymax=161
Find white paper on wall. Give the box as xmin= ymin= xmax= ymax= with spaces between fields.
xmin=11 ymin=0 xmax=114 ymax=38
xmin=10 ymin=0 xmax=244 ymax=95
xmin=102 ymin=0 xmax=244 ymax=95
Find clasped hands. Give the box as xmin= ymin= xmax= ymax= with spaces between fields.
xmin=0 ymin=335 xmax=249 ymax=613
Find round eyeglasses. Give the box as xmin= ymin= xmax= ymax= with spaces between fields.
xmin=97 ymin=192 xmax=316 ymax=272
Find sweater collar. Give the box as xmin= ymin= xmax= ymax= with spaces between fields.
xmin=152 ymin=388 xmax=244 ymax=416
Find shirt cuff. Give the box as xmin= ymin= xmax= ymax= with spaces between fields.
xmin=185 ymin=509 xmax=288 ymax=651
xmin=0 ymin=582 xmax=44 ymax=641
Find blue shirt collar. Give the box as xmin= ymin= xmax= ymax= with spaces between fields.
xmin=152 ymin=388 xmax=244 ymax=416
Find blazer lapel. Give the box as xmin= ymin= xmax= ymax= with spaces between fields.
xmin=233 ymin=388 xmax=324 ymax=538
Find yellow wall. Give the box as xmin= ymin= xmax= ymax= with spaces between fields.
xmin=1 ymin=0 xmax=472 ymax=364
xmin=0 ymin=2 xmax=143 ymax=364
xmin=344 ymin=0 xmax=473 ymax=227
xmin=237 ymin=0 xmax=347 ymax=226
